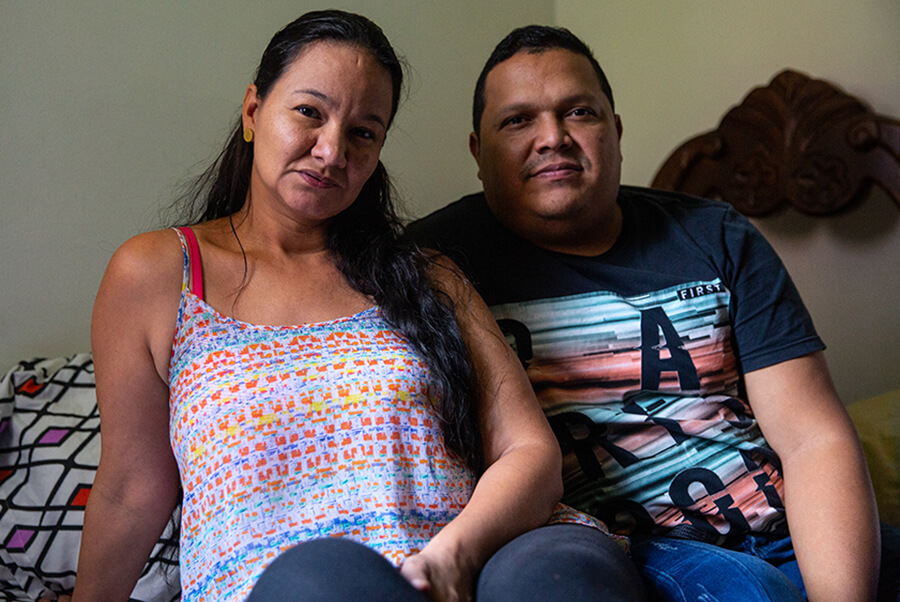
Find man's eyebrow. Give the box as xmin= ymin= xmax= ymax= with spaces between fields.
xmin=494 ymin=93 xmax=603 ymax=116
xmin=559 ymin=92 xmax=603 ymax=106
xmin=494 ymin=101 xmax=535 ymax=116
xmin=291 ymin=88 xmax=387 ymax=129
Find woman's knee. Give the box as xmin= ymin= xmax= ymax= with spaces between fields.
xmin=478 ymin=525 xmax=648 ymax=601
xmin=248 ymin=538 xmax=425 ymax=602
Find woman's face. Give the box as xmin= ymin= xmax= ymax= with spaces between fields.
xmin=242 ymin=41 xmax=394 ymax=226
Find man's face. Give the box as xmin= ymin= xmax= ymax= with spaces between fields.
xmin=471 ymin=48 xmax=623 ymax=246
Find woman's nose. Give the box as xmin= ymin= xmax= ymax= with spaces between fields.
xmin=312 ymin=124 xmax=348 ymax=168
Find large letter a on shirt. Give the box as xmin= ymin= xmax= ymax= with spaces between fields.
xmin=639 ymin=307 xmax=700 ymax=391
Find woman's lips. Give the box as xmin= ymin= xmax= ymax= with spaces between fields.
xmin=298 ymin=169 xmax=340 ymax=188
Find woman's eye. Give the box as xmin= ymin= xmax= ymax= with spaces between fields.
xmin=297 ymin=106 xmax=320 ymax=119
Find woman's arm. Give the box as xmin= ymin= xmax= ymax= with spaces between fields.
xmin=72 ymin=232 xmax=183 ymax=602
xmin=401 ymin=258 xmax=562 ymax=601
xmin=745 ymin=352 xmax=880 ymax=602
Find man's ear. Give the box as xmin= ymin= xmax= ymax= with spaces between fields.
xmin=242 ymin=84 xmax=260 ymax=132
xmin=469 ymin=132 xmax=482 ymax=181
xmin=615 ymin=115 xmax=623 ymax=160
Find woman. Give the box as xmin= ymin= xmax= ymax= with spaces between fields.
xmin=71 ymin=10 xmax=637 ymax=602
xmin=75 ymin=11 xmax=561 ymax=601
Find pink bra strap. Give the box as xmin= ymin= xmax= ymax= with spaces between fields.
xmin=177 ymin=226 xmax=205 ymax=300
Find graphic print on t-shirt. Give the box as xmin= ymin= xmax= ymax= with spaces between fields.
xmin=491 ymin=279 xmax=786 ymax=541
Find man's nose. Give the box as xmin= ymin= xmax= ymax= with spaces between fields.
xmin=535 ymin=116 xmax=572 ymax=152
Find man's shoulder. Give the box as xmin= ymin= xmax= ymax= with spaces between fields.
xmin=407 ymin=192 xmax=537 ymax=301
xmin=619 ymin=185 xmax=735 ymax=220
xmin=407 ymin=192 xmax=498 ymax=251
xmin=409 ymin=193 xmax=488 ymax=232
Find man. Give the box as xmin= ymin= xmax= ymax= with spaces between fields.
xmin=410 ymin=25 xmax=897 ymax=600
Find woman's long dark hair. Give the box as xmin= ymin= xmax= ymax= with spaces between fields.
xmin=176 ymin=10 xmax=483 ymax=472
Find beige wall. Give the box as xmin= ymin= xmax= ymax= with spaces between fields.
xmin=0 ymin=0 xmax=551 ymax=371
xmin=555 ymin=1 xmax=900 ymax=403
xmin=3 ymin=1 xmax=897 ymax=403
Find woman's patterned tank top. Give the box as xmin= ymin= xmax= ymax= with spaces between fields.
xmin=168 ymin=228 xmax=476 ymax=601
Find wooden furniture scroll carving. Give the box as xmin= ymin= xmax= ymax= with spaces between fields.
xmin=651 ymin=69 xmax=900 ymax=216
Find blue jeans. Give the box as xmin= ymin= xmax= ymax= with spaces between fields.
xmin=631 ymin=533 xmax=804 ymax=602
xmin=632 ymin=522 xmax=900 ymax=602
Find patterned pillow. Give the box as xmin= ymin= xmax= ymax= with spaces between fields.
xmin=0 ymin=355 xmax=181 ymax=601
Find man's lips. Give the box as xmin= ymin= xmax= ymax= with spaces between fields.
xmin=298 ymin=169 xmax=340 ymax=188
xmin=530 ymin=161 xmax=583 ymax=178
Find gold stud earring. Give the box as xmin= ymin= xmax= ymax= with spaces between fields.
xmin=243 ymin=128 xmax=254 ymax=143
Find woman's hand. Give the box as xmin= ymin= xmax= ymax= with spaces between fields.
xmin=400 ymin=547 xmax=476 ymax=602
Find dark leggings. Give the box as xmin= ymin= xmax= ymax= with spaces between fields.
xmin=478 ymin=524 xmax=648 ymax=601
xmin=247 ymin=537 xmax=426 ymax=602
xmin=248 ymin=524 xmax=648 ymax=601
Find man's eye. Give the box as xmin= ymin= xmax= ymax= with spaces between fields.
xmin=569 ymin=108 xmax=593 ymax=117
xmin=352 ymin=127 xmax=376 ymax=141
xmin=502 ymin=115 xmax=528 ymax=128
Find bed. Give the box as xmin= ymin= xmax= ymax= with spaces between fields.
xmin=651 ymin=69 xmax=900 ymax=216
xmin=0 ymin=356 xmax=180 ymax=601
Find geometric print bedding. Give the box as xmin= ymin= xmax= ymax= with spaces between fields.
xmin=0 ymin=354 xmax=180 ymax=601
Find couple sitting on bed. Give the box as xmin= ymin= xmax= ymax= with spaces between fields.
xmin=68 ymin=9 xmax=898 ymax=602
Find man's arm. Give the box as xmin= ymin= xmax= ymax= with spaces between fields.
xmin=745 ymin=351 xmax=880 ymax=601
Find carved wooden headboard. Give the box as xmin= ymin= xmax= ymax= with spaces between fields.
xmin=651 ymin=69 xmax=900 ymax=216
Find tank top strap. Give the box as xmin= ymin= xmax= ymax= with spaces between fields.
xmin=173 ymin=226 xmax=205 ymax=300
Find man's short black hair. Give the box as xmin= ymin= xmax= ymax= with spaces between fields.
xmin=472 ymin=25 xmax=615 ymax=136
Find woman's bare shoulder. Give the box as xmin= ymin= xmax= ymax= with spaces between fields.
xmin=93 ymin=229 xmax=186 ymax=379
xmin=95 ymin=228 xmax=185 ymax=338
xmin=103 ymin=228 xmax=184 ymax=293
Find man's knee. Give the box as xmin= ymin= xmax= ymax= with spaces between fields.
xmin=631 ymin=537 xmax=804 ymax=602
